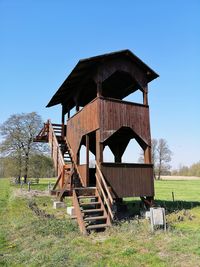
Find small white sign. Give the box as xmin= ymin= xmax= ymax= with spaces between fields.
xmin=150 ymin=207 xmax=166 ymax=231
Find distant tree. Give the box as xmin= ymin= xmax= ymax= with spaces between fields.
xmin=28 ymin=154 xmax=55 ymax=178
xmin=156 ymin=138 xmax=172 ymax=180
xmin=151 ymin=139 xmax=158 ymax=179
xmin=0 ymin=156 xmax=20 ymax=178
xmin=0 ymin=112 xmax=47 ymax=180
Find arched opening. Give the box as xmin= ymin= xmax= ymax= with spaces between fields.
xmin=123 ymin=89 xmax=143 ymax=105
xmin=122 ymin=139 xmax=144 ymax=163
xmin=89 ymin=151 xmax=95 ymax=168
xmin=79 ymin=145 xmax=86 ymax=164
xmin=103 ymin=146 xmax=115 ymax=163
xmin=103 ymin=127 xmax=147 ymax=164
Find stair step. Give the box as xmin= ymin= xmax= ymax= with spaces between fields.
xmin=84 ymin=216 xmax=107 ymax=221
xmin=75 ymin=187 xmax=96 ymax=190
xmin=82 ymin=209 xmax=103 ymax=213
xmin=80 ymin=202 xmax=100 ymax=206
xmin=78 ymin=196 xmax=97 ymax=199
xmin=86 ymin=224 xmax=109 ymax=230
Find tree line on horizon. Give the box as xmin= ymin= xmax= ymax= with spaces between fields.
xmin=172 ymin=162 xmax=200 ymax=177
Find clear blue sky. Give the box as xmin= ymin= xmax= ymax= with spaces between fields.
xmin=0 ymin=0 xmax=200 ymax=169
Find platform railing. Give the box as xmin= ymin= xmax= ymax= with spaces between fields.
xmin=95 ymin=163 xmax=114 ymax=221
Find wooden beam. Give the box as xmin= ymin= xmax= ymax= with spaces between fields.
xmin=143 ymin=85 xmax=148 ymax=105
xmin=67 ymin=110 xmax=70 ymax=119
xmin=76 ymin=105 xmax=80 ymax=112
xmin=144 ymin=146 xmax=151 ymax=164
xmin=97 ymin=81 xmax=102 ymax=97
xmin=86 ymin=134 xmax=89 ymax=186
xmin=61 ymin=105 xmax=65 ymax=124
xmin=96 ymin=130 xmax=103 ymax=163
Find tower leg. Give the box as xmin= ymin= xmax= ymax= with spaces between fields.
xmin=140 ymin=196 xmax=154 ymax=209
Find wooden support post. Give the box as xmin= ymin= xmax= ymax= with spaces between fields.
xmin=67 ymin=110 xmax=70 ymax=119
xmin=76 ymin=150 xmax=80 ymax=165
xmin=144 ymin=146 xmax=151 ymax=164
xmin=96 ymin=130 xmax=103 ymax=164
xmin=51 ymin=132 xmax=54 ymax=157
xmin=97 ymin=81 xmax=102 ymax=97
xmin=76 ymin=105 xmax=79 ymax=112
xmin=57 ymin=146 xmax=59 ymax=175
xmin=143 ymin=85 xmax=148 ymax=105
xmin=113 ymin=146 xmax=122 ymax=163
xmin=61 ymin=105 xmax=65 ymax=138
xmin=61 ymin=105 xmax=65 ymax=124
xmin=86 ymin=134 xmax=89 ymax=186
xmin=114 ymin=154 xmax=122 ymax=163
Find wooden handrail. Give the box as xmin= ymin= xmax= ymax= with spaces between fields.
xmin=96 ymin=163 xmax=114 ymax=205
xmin=48 ymin=120 xmax=84 ymax=188
xmin=65 ymin=139 xmax=85 ymax=187
xmin=48 ymin=121 xmax=65 ymax=167
xmin=95 ymin=174 xmax=114 ymax=219
xmin=48 ymin=121 xmax=65 ymax=189
xmin=73 ymin=190 xmax=87 ymax=234
xmin=52 ymin=172 xmax=62 ymax=190
xmin=95 ymin=162 xmax=114 ymax=220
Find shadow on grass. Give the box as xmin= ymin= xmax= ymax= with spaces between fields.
xmin=122 ymin=199 xmax=200 ymax=218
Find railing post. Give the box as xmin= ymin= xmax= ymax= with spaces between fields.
xmin=47 ymin=119 xmax=50 ymax=138
xmin=51 ymin=132 xmax=54 ymax=157
xmin=57 ymin=146 xmax=59 ymax=176
xmin=61 ymin=123 xmax=65 ymax=139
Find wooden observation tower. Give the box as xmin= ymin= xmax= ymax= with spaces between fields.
xmin=35 ymin=50 xmax=159 ymax=233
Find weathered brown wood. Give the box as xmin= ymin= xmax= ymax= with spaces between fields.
xmin=96 ymin=129 xmax=103 ymax=164
xmin=67 ymin=98 xmax=99 ymax=162
xmin=73 ymin=190 xmax=87 ymax=235
xmin=99 ymin=97 xmax=151 ymax=146
xmin=35 ymin=50 xmax=159 ymax=233
xmin=97 ymin=81 xmax=102 ymax=97
xmin=77 ymin=164 xmax=87 ymax=187
xmin=96 ymin=163 xmax=113 ymax=205
xmin=143 ymin=85 xmax=148 ymax=105
xmin=144 ymin=146 xmax=151 ymax=164
xmin=101 ymin=162 xmax=154 ymax=198
xmin=35 ymin=50 xmax=158 ymax=212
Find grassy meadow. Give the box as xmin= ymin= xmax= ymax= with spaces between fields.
xmin=0 ymin=178 xmax=200 ymax=267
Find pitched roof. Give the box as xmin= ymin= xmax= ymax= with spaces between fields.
xmin=46 ymin=49 xmax=159 ymax=109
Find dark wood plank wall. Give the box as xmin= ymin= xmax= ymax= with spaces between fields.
xmin=101 ymin=163 xmax=154 ymax=198
xmin=77 ymin=164 xmax=87 ymax=187
xmin=67 ymin=98 xmax=99 ymax=161
xmin=99 ymin=97 xmax=151 ymax=146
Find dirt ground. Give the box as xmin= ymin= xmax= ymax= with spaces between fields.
xmin=13 ymin=188 xmax=50 ymax=198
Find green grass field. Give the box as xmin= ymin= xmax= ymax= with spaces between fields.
xmin=0 ymin=178 xmax=200 ymax=267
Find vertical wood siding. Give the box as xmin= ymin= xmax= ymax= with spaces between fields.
xmin=99 ymin=97 xmax=151 ymax=146
xmin=101 ymin=163 xmax=154 ymax=198
xmin=67 ymin=98 xmax=99 ymax=161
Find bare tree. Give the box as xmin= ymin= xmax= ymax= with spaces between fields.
xmin=151 ymin=138 xmax=158 ymax=179
xmin=156 ymin=138 xmax=172 ymax=180
xmin=138 ymin=138 xmax=172 ymax=180
xmin=0 ymin=112 xmax=46 ymax=180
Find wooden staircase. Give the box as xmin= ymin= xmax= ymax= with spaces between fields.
xmin=73 ymin=187 xmax=111 ymax=234
xmin=34 ymin=120 xmax=115 ymax=234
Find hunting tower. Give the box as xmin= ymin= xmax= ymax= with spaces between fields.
xmin=35 ymin=50 xmax=159 ymax=233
